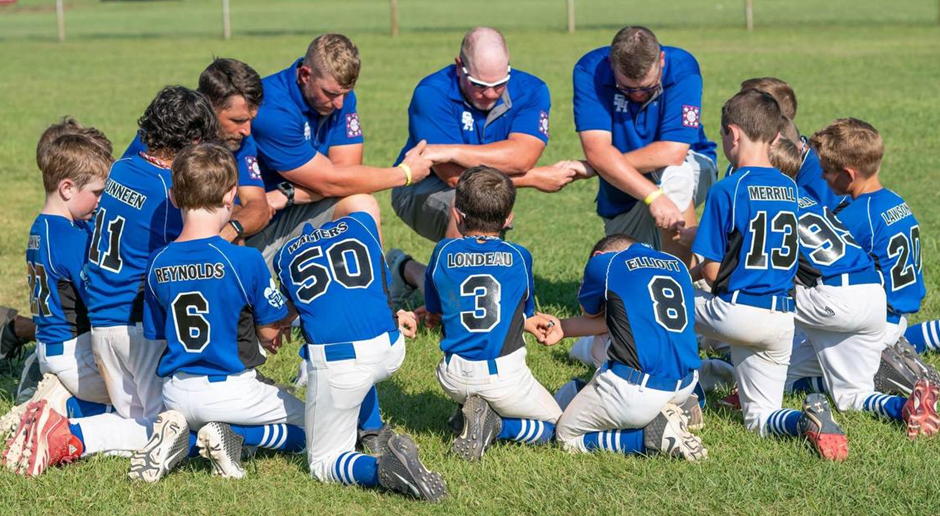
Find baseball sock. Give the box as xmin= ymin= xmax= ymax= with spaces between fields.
xmin=766 ymin=409 xmax=801 ymax=437
xmin=230 ymin=424 xmax=305 ymax=452
xmin=581 ymin=429 xmax=645 ymax=454
xmin=693 ymin=383 xmax=706 ymax=408
xmin=498 ymin=418 xmax=555 ymax=444
xmin=330 ymin=451 xmax=379 ymax=487
xmin=188 ymin=432 xmax=200 ymax=458
xmin=65 ymin=397 xmax=112 ymax=419
xmin=789 ymin=377 xmax=826 ymax=395
xmin=904 ymin=321 xmax=940 ymax=354
xmin=862 ymin=393 xmax=906 ymax=421
xmin=358 ymin=386 xmax=383 ymax=431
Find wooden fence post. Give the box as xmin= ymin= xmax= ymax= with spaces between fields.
xmin=745 ymin=0 xmax=754 ymax=31
xmin=221 ymin=0 xmax=231 ymax=40
xmin=390 ymin=0 xmax=399 ymax=37
xmin=567 ymin=0 xmax=575 ymax=33
xmin=56 ymin=0 xmax=65 ymax=42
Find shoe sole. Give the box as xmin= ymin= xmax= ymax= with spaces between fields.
xmin=905 ymin=380 xmax=940 ymax=440
xmin=128 ymin=412 xmax=190 ymax=482
xmin=196 ymin=422 xmax=245 ymax=479
xmin=382 ymin=435 xmax=447 ymax=502
xmin=2 ymin=401 xmax=42 ymax=473
xmin=451 ymin=396 xmax=493 ymax=461
xmin=802 ymin=394 xmax=848 ymax=461
xmin=0 ymin=373 xmax=63 ymax=438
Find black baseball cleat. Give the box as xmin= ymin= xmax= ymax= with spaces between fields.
xmin=378 ymin=434 xmax=447 ymax=502
xmin=358 ymin=423 xmax=396 ymax=456
xmin=894 ymin=338 xmax=940 ymax=386
xmin=873 ymin=343 xmax=919 ymax=397
xmin=798 ymin=394 xmax=848 ymax=461
xmin=451 ymin=395 xmax=501 ymax=461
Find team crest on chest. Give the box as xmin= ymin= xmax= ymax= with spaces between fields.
xmin=303 ymin=121 xmax=311 ymax=141
xmin=682 ymin=105 xmax=701 ymax=128
xmin=539 ymin=111 xmax=550 ymax=138
xmin=245 ymin=156 xmax=262 ymax=180
xmin=346 ymin=113 xmax=362 ymax=138
xmin=462 ymin=111 xmax=474 ymax=132
xmin=613 ymin=94 xmax=629 ymax=113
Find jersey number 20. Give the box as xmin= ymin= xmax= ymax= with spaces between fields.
xmin=288 ymin=239 xmax=374 ymax=303
xmin=887 ymin=225 xmax=921 ymax=291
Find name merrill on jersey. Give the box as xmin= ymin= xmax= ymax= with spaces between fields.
xmin=104 ymin=178 xmax=147 ymax=210
xmin=625 ymin=255 xmax=682 ymax=273
xmin=881 ymin=202 xmax=914 ymax=226
xmin=747 ymin=185 xmax=796 ymax=202
xmin=27 ymin=235 xmax=40 ymax=250
xmin=446 ymin=251 xmax=513 ymax=268
xmin=798 ymin=196 xmax=818 ymax=209
xmin=153 ymin=262 xmax=226 ymax=283
xmin=286 ymin=222 xmax=349 ymax=254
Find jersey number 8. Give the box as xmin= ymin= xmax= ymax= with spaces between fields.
xmin=648 ymin=276 xmax=688 ymax=332
xmin=288 ymin=239 xmax=374 ymax=303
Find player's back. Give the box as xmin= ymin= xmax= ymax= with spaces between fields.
xmin=86 ymin=154 xmax=182 ymax=327
xmin=275 ymin=212 xmax=396 ymax=345
xmin=26 ymin=214 xmax=91 ymax=345
xmin=835 ymin=188 xmax=924 ymax=315
xmin=581 ymin=244 xmax=700 ymax=380
xmin=145 ymin=236 xmax=284 ymax=377
xmin=426 ymin=236 xmax=534 ymax=361
xmin=695 ymin=166 xmax=799 ymax=298
xmin=795 ymin=188 xmax=877 ymax=287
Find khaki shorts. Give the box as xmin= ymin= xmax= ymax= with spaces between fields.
xmin=246 ymin=198 xmax=338 ymax=270
xmin=391 ymin=175 xmax=454 ymax=242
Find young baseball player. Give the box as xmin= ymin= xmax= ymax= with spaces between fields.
xmin=770 ymin=129 xmax=938 ymax=440
xmin=691 ymin=90 xmax=848 ymax=461
xmin=137 ymin=143 xmax=306 ymax=482
xmin=274 ymin=213 xmax=446 ymax=502
xmin=423 ymin=166 xmax=562 ymax=461
xmin=540 ymin=234 xmax=706 ymax=461
xmin=2 ymin=129 xmax=154 ymax=477
xmin=84 ymin=86 xmax=219 ymax=427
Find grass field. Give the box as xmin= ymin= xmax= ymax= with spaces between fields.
xmin=2 ymin=1 xmax=940 ymax=515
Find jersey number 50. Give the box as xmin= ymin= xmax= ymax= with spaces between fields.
xmin=288 ymin=239 xmax=374 ymax=303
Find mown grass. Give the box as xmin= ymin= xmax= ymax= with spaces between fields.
xmin=1 ymin=2 xmax=940 ymax=515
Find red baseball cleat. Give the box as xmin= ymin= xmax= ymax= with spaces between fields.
xmin=903 ymin=378 xmax=940 ymax=440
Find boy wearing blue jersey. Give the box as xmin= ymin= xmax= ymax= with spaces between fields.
xmin=542 ymin=235 xmax=707 ymax=461
xmin=691 ymin=90 xmax=848 ymax=460
xmin=86 ymin=86 xmax=220 ymax=426
xmin=424 ymin=167 xmax=562 ymax=461
xmin=275 ymin=213 xmax=446 ymax=502
xmin=137 ymin=143 xmax=304 ymax=482
xmin=771 ymin=134 xmax=937 ymax=440
xmin=4 ymin=128 xmax=154 ymax=477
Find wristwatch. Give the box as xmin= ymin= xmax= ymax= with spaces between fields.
xmin=228 ymin=220 xmax=245 ymax=239
xmin=277 ymin=181 xmax=295 ymax=208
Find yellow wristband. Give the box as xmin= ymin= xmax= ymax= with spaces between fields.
xmin=644 ymin=188 xmax=665 ymax=206
xmin=398 ymin=163 xmax=413 ymax=186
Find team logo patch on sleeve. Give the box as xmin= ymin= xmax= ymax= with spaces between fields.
xmin=264 ymin=279 xmax=285 ymax=309
xmin=682 ymin=105 xmax=701 ymax=128
xmin=245 ymin=156 xmax=262 ymax=180
xmin=346 ymin=113 xmax=362 ymax=138
xmin=538 ymin=111 xmax=550 ymax=138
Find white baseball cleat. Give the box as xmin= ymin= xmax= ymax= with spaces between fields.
xmin=0 ymin=373 xmax=71 ymax=439
xmin=643 ymin=403 xmax=708 ymax=462
xmin=197 ymin=421 xmax=246 ymax=479
xmin=128 ymin=410 xmax=191 ymax=482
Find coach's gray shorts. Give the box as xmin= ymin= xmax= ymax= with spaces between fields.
xmin=391 ymin=175 xmax=453 ymax=242
xmin=603 ymin=149 xmax=717 ymax=248
xmin=246 ymin=198 xmax=338 ymax=270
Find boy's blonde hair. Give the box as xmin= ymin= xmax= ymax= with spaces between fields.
xmin=810 ymin=118 xmax=884 ymax=178
xmin=740 ymin=77 xmax=797 ymax=120
xmin=41 ymin=133 xmax=114 ymax=194
xmin=37 ymin=117 xmax=113 ymax=175
xmin=170 ymin=143 xmax=238 ymax=211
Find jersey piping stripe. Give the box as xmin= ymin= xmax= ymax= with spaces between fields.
xmin=146 ymin=246 xmax=171 ymax=300
xmin=157 ymin=174 xmax=170 ymax=244
xmin=347 ymin=215 xmax=382 ymax=252
xmin=208 ymin=243 xmax=250 ymax=306
xmin=429 ymin=238 xmax=462 ymax=284
xmin=504 ymin=241 xmax=531 ymax=301
xmin=864 ymin=197 xmax=875 ymax=251
xmin=730 ymin=170 xmax=750 ymax=229
xmin=42 ymin=219 xmax=62 ymax=277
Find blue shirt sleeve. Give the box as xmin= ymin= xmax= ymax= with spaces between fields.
xmin=247 ymin=250 xmax=288 ymax=326
xmin=691 ymin=183 xmax=732 ymax=262
xmin=235 ymin=137 xmax=265 ymax=189
xmin=573 ymin=56 xmax=613 ymax=133
xmin=122 ymin=134 xmax=145 ymax=160
xmin=509 ymin=82 xmax=551 ymax=144
xmin=578 ymin=253 xmax=614 ymax=316
xmin=142 ymin=260 xmax=165 ymax=341
xmin=327 ymin=91 xmax=365 ymax=150
xmin=252 ymin=106 xmax=318 ymax=173
xmin=659 ymin=73 xmax=704 ymax=145
xmin=347 ymin=211 xmax=380 ymax=242
xmin=424 ymin=243 xmax=444 ymax=315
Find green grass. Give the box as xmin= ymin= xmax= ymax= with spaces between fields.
xmin=2 ymin=1 xmax=940 ymax=515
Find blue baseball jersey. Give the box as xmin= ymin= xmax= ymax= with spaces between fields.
xmin=394 ymin=65 xmax=550 ymax=165
xmin=693 ymin=167 xmax=799 ymax=297
xmin=252 ymin=58 xmax=364 ymax=191
xmin=274 ymin=212 xmax=396 ymax=348
xmin=573 ymin=46 xmax=717 ymax=218
xmin=85 ymin=154 xmax=183 ymax=327
xmin=122 ymin=134 xmax=265 ymax=192
xmin=144 ymin=236 xmax=287 ymax=377
xmin=797 ymin=137 xmax=846 ymax=212
xmin=795 ymin=188 xmax=876 ymax=286
xmin=26 ymin=215 xmax=92 ymax=346
xmin=578 ymin=244 xmax=701 ymax=380
xmin=835 ymin=189 xmax=925 ymax=316
xmin=425 ymin=236 xmax=535 ymax=361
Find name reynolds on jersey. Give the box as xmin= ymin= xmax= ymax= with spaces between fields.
xmin=287 ymin=222 xmax=349 ymax=254
xmin=625 ymin=256 xmax=682 ymax=272
xmin=105 ymin=179 xmax=147 ymax=210
xmin=446 ymin=252 xmax=513 ymax=268
xmin=748 ymin=185 xmax=796 ymax=202
xmin=153 ymin=262 xmax=225 ymax=283
xmin=882 ymin=202 xmax=913 ymax=226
